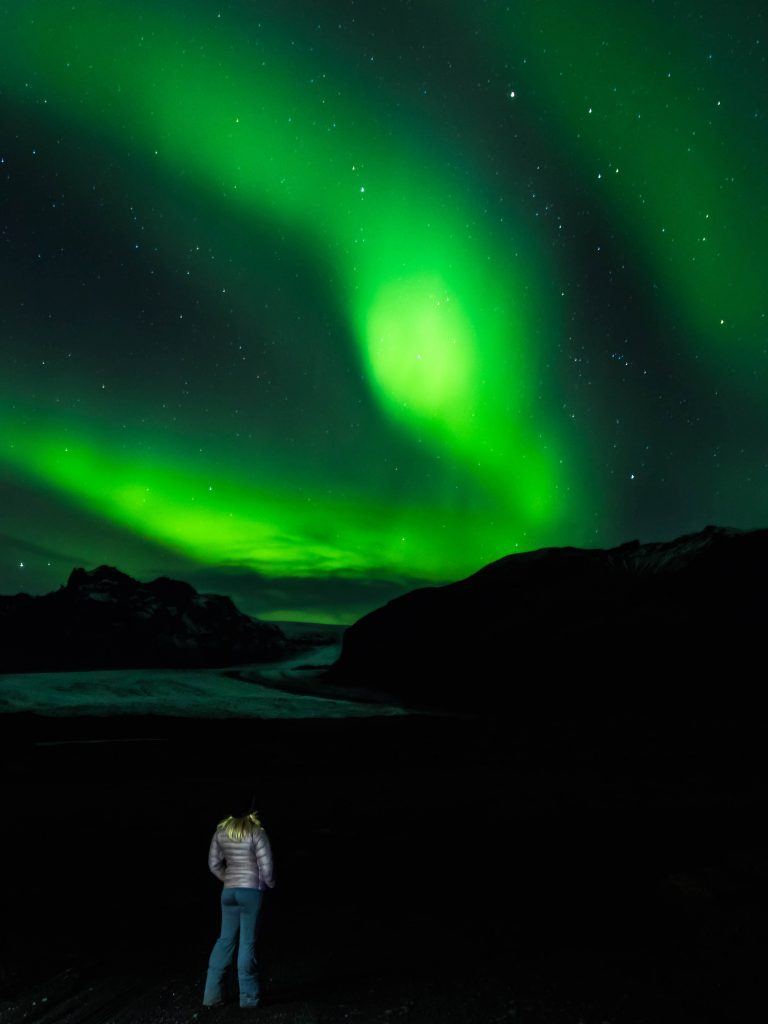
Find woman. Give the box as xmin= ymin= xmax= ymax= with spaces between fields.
xmin=202 ymin=805 xmax=276 ymax=1010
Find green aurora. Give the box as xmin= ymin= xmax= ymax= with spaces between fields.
xmin=480 ymin=0 xmax=768 ymax=361
xmin=1 ymin=0 xmax=766 ymax=622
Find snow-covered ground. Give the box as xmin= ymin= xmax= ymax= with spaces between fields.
xmin=0 ymin=646 xmax=406 ymax=719
xmin=0 ymin=666 xmax=406 ymax=717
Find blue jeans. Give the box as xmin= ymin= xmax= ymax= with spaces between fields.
xmin=203 ymin=887 xmax=264 ymax=1007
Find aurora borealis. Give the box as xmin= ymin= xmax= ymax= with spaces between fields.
xmin=1 ymin=1 xmax=766 ymax=623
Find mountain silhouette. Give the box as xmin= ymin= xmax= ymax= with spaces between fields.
xmin=328 ymin=524 xmax=767 ymax=707
xmin=0 ymin=564 xmax=286 ymax=672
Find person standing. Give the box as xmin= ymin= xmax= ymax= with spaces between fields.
xmin=202 ymin=806 xmax=276 ymax=1010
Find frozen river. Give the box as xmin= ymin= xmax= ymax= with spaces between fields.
xmin=0 ymin=633 xmax=409 ymax=718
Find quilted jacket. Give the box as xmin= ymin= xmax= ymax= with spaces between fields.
xmin=208 ymin=825 xmax=276 ymax=890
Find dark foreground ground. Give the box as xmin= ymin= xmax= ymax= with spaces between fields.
xmin=1 ymin=702 xmax=767 ymax=1024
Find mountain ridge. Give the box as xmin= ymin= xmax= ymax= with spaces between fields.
xmin=327 ymin=523 xmax=768 ymax=705
xmin=0 ymin=563 xmax=288 ymax=673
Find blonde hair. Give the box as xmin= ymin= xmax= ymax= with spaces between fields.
xmin=217 ymin=811 xmax=262 ymax=841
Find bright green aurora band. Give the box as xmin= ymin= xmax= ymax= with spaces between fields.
xmin=0 ymin=1 xmax=765 ymax=621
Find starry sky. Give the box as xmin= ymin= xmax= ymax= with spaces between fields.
xmin=1 ymin=0 xmax=766 ymax=624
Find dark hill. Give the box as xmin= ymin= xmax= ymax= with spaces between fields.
xmin=0 ymin=564 xmax=287 ymax=672
xmin=328 ymin=524 xmax=768 ymax=708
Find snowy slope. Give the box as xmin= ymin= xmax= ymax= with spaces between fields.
xmin=0 ymin=664 xmax=408 ymax=718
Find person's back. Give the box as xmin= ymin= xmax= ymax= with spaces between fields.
xmin=203 ymin=807 xmax=275 ymax=1010
xmin=208 ymin=823 xmax=275 ymax=890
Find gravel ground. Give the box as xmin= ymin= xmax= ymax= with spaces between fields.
xmin=1 ymin=709 xmax=765 ymax=1024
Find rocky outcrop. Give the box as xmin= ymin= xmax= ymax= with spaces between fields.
xmin=327 ymin=525 xmax=768 ymax=707
xmin=0 ymin=565 xmax=287 ymax=672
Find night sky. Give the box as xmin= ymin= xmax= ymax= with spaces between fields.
xmin=1 ymin=0 xmax=766 ymax=623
